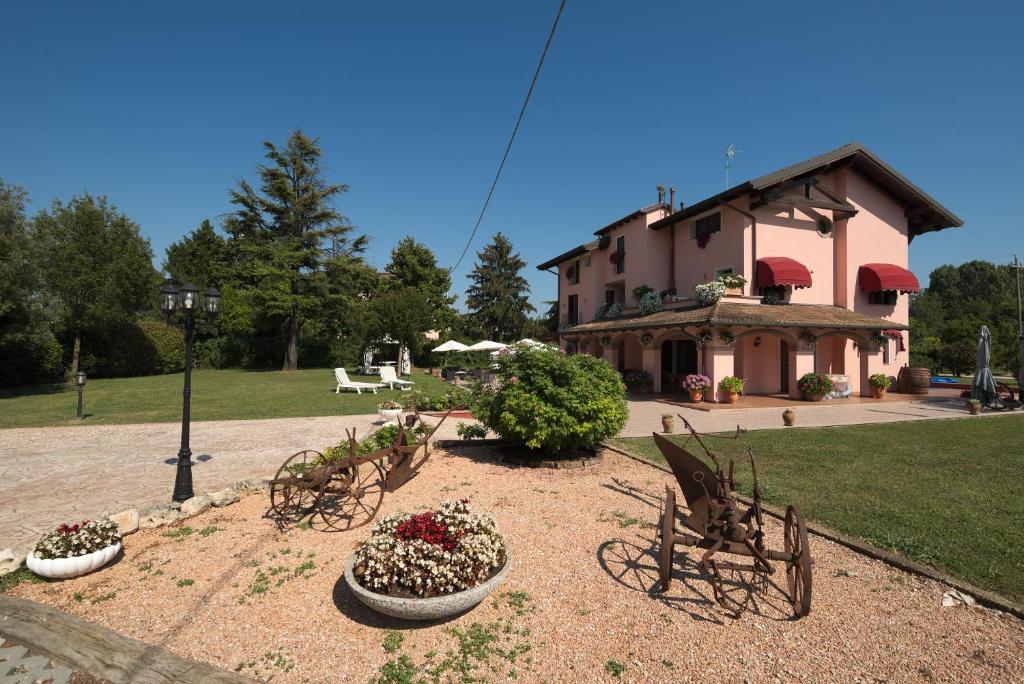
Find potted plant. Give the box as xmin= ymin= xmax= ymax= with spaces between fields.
xmin=377 ymin=399 xmax=403 ymax=422
xmin=26 ymin=519 xmax=122 ymax=579
xmin=798 ymin=372 xmax=833 ymax=401
xmin=967 ymin=398 xmax=982 ymax=415
xmin=682 ymin=374 xmax=712 ymax=402
xmin=782 ymin=408 xmax=796 ymax=426
xmin=693 ymin=281 xmax=727 ymax=306
xmin=718 ymin=376 xmax=744 ymax=404
xmin=345 ymin=499 xmax=510 ymax=620
xmin=622 ymin=369 xmax=652 ymax=393
xmin=869 ymin=373 xmax=891 ymax=399
xmin=661 ymin=413 xmax=675 ymax=433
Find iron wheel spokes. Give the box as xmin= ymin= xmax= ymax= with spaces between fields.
xmin=318 ymin=461 xmax=386 ymax=531
xmin=270 ymin=450 xmax=323 ymax=520
xmin=784 ymin=505 xmax=813 ymax=618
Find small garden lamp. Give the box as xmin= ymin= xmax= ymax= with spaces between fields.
xmin=74 ymin=371 xmax=87 ymax=419
xmin=178 ymin=282 xmax=199 ymax=312
xmin=202 ymin=286 xmax=222 ymax=319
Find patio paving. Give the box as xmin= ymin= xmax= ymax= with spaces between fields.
xmin=0 ymin=413 xmax=469 ymax=555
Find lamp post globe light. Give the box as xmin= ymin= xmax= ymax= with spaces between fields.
xmin=161 ymin=281 xmax=222 ymax=502
xmin=74 ymin=371 xmax=87 ymax=420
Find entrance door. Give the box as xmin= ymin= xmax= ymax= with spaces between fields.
xmin=780 ymin=340 xmax=790 ymax=393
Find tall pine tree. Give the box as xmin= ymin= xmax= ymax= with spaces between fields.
xmin=224 ymin=130 xmax=366 ymax=371
xmin=163 ymin=218 xmax=229 ymax=287
xmin=465 ymin=232 xmax=534 ymax=342
xmin=385 ymin=236 xmax=456 ymax=331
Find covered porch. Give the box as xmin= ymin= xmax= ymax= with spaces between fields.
xmin=561 ymin=300 xmax=908 ymax=402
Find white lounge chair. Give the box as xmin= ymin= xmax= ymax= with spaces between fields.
xmin=335 ymin=368 xmax=385 ymax=395
xmin=380 ymin=365 xmax=414 ymax=390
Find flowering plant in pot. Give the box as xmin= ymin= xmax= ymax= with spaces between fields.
xmin=346 ymin=499 xmax=510 ymax=620
xmin=717 ymin=273 xmax=747 ymax=294
xmin=798 ymin=373 xmax=833 ymax=401
xmin=693 ymin=281 xmax=726 ymax=306
xmin=622 ymin=369 xmax=652 ymax=393
xmin=682 ymin=374 xmax=712 ymax=402
xmin=377 ymin=399 xmax=403 ymax=422
xmin=718 ymin=376 xmax=744 ymax=404
xmin=868 ymin=373 xmax=891 ymax=398
xmin=27 ymin=519 xmax=122 ymax=579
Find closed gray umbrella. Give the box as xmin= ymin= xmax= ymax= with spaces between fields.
xmin=971 ymin=325 xmax=998 ymax=407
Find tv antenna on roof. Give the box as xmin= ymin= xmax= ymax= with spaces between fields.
xmin=725 ymin=144 xmax=741 ymax=187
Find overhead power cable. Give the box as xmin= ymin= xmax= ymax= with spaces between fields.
xmin=448 ymin=0 xmax=568 ymax=275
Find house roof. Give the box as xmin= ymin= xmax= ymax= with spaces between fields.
xmin=535 ymin=240 xmax=597 ymax=271
xmin=592 ymin=202 xmax=669 ymax=236
xmin=561 ymin=300 xmax=908 ymax=336
xmin=649 ymin=142 xmax=963 ymax=239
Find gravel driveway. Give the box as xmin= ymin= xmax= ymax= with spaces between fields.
xmin=12 ymin=447 xmax=1023 ymax=682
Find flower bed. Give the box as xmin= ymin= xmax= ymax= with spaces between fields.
xmin=352 ymin=499 xmax=506 ymax=598
xmin=33 ymin=519 xmax=120 ymax=560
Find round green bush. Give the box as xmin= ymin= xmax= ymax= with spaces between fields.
xmin=471 ymin=346 xmax=628 ymax=455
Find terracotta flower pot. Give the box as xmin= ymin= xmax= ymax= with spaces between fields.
xmin=871 ymin=387 xmax=886 ymax=399
xmin=968 ymin=402 xmax=981 ymax=415
xmin=782 ymin=409 xmax=796 ymax=426
xmin=661 ymin=414 xmax=675 ymax=433
xmin=724 ymin=391 xmax=739 ymax=404
xmin=806 ymin=393 xmax=825 ymax=402
xmin=688 ymin=389 xmax=703 ymax=403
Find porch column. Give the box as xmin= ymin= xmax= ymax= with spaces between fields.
xmin=705 ymin=344 xmax=735 ymax=402
xmin=642 ymin=346 xmax=661 ymax=392
xmin=602 ymin=340 xmax=619 ymax=370
xmin=790 ymin=347 xmax=816 ymax=399
xmin=858 ymin=346 xmax=881 ymax=397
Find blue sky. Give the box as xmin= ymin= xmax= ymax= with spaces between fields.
xmin=3 ymin=1 xmax=1022 ymax=311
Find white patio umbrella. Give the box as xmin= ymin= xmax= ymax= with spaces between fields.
xmin=432 ymin=340 xmax=469 ymax=353
xmin=465 ymin=340 xmax=508 ymax=352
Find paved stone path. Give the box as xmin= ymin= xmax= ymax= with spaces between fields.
xmin=0 ymin=414 xmax=468 ymax=554
xmin=2 ymin=399 xmax=1013 ymax=555
xmin=620 ymin=395 xmax=1017 ymax=436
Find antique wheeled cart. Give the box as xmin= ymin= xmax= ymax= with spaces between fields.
xmin=268 ymin=411 xmax=451 ymax=531
xmin=656 ymin=416 xmax=813 ymax=617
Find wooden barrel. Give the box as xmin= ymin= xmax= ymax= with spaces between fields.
xmin=901 ymin=367 xmax=931 ymax=394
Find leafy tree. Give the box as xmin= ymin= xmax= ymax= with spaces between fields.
xmin=385 ymin=236 xmax=456 ymax=330
xmin=0 ymin=180 xmax=62 ymax=385
xmin=365 ymin=287 xmax=432 ymax=368
xmin=910 ymin=260 xmax=1020 ymax=375
xmin=30 ymin=193 xmax=158 ymax=377
xmin=224 ymin=130 xmax=366 ymax=371
xmin=465 ymin=232 xmax=534 ymax=342
xmin=163 ymin=219 xmax=229 ymax=286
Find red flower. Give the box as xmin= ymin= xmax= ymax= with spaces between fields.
xmin=395 ymin=512 xmax=463 ymax=551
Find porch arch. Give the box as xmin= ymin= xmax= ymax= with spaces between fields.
xmin=732 ymin=328 xmax=802 ymax=396
xmin=814 ymin=330 xmax=882 ymax=396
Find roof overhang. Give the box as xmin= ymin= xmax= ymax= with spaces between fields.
xmin=650 ymin=143 xmax=963 ymax=239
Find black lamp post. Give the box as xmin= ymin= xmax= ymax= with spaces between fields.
xmin=160 ymin=281 xmax=222 ymax=502
xmin=74 ymin=371 xmax=87 ymax=419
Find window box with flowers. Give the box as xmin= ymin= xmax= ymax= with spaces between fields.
xmin=718 ymin=376 xmax=744 ymax=404
xmin=682 ymin=374 xmax=712 ymax=403
xmin=717 ymin=273 xmax=747 ymax=296
xmin=345 ymin=499 xmax=510 ymax=620
xmin=798 ymin=373 xmax=833 ymax=402
xmin=27 ymin=519 xmax=122 ymax=579
xmin=694 ymin=281 xmax=727 ymax=306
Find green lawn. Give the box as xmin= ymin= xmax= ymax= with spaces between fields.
xmin=0 ymin=368 xmax=455 ymax=429
xmin=609 ymin=416 xmax=1024 ymax=603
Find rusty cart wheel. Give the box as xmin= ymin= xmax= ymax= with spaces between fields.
xmin=659 ymin=487 xmax=676 ymax=592
xmin=784 ymin=505 xmax=812 ymax=618
xmin=269 ymin=450 xmax=323 ymax=520
xmin=317 ymin=460 xmax=386 ymax=531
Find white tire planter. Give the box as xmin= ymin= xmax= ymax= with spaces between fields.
xmin=378 ymin=408 xmax=403 ymax=422
xmin=26 ymin=542 xmax=121 ymax=579
xmin=344 ymin=552 xmax=511 ymax=621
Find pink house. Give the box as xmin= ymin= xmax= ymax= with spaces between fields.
xmin=537 ymin=143 xmax=963 ymax=400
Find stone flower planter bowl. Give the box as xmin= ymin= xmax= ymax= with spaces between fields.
xmin=26 ymin=542 xmax=121 ymax=579
xmin=344 ymin=552 xmax=512 ymax=621
xmin=378 ymin=408 xmax=403 ymax=422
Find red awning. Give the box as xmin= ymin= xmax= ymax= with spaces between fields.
xmin=756 ymin=257 xmax=812 ymax=289
xmin=858 ymin=263 xmax=920 ymax=293
xmin=883 ymin=329 xmax=906 ymax=351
